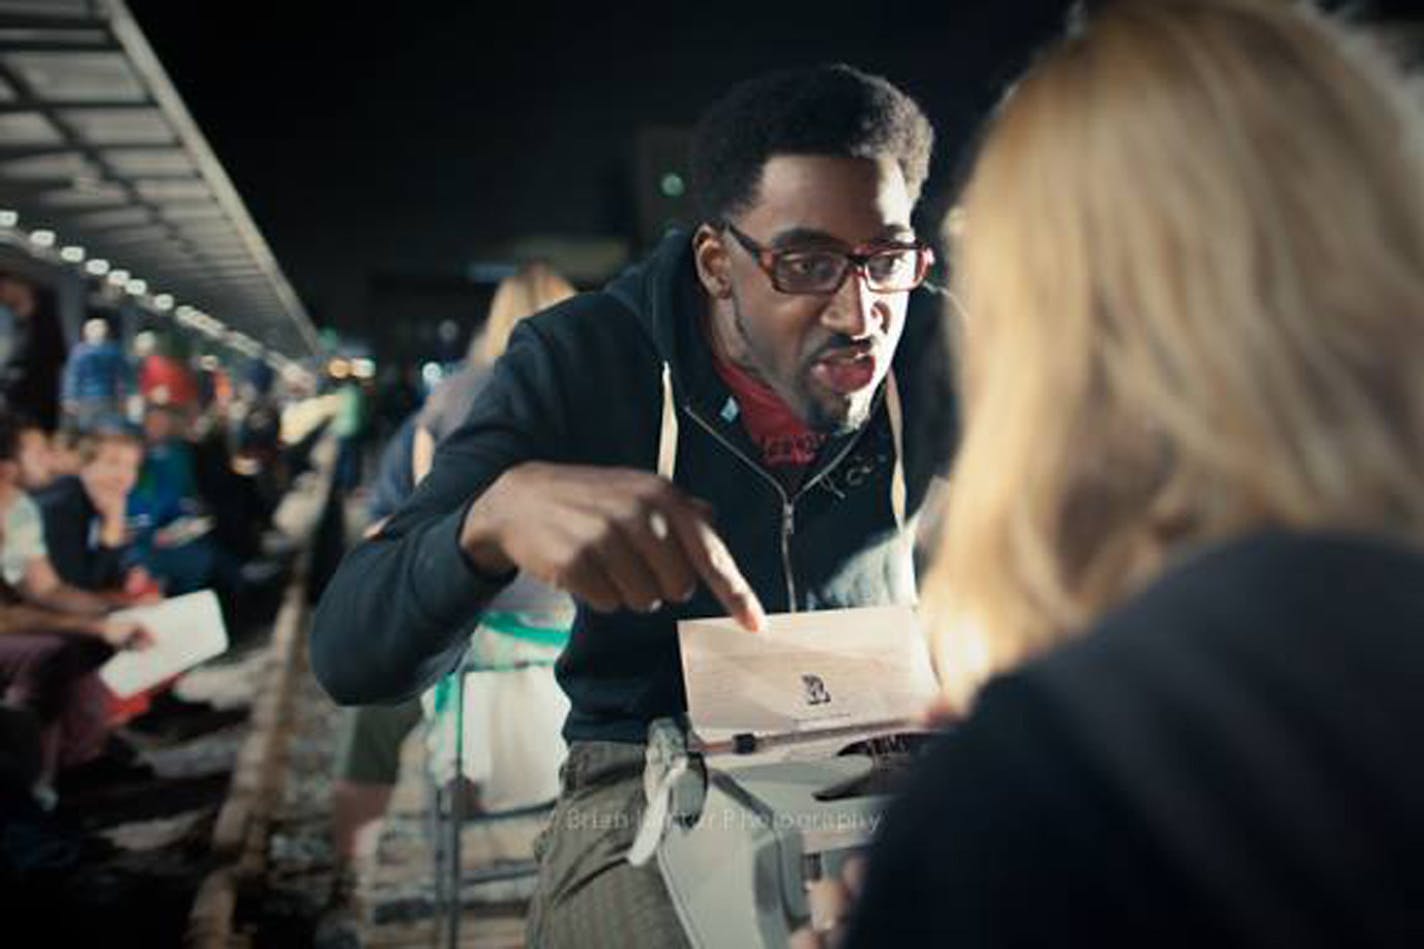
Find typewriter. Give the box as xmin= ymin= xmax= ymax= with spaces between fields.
xmin=628 ymin=606 xmax=940 ymax=948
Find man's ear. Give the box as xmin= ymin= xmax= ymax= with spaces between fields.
xmin=693 ymin=224 xmax=733 ymax=300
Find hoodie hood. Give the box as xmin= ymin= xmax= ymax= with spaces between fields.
xmin=604 ymin=229 xmax=728 ymax=418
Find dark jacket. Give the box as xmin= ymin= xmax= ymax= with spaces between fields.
xmin=309 ymin=231 xmax=956 ymax=743
xmin=35 ymin=475 xmax=128 ymax=592
xmin=848 ymin=530 xmax=1424 ymax=947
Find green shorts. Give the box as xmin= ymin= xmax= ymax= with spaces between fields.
xmin=331 ymin=698 xmax=423 ymax=785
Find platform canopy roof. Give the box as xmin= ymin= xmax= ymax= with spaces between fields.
xmin=0 ymin=0 xmax=318 ymax=361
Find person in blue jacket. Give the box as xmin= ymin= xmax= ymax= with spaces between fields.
xmin=61 ymin=318 xmax=132 ymax=432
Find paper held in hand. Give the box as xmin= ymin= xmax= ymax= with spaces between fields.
xmin=99 ymin=589 xmax=228 ymax=698
xmin=677 ymin=604 xmax=939 ymax=765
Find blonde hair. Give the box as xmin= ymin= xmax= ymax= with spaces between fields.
xmin=928 ymin=0 xmax=1424 ymax=704
xmin=471 ymin=262 xmax=576 ymax=366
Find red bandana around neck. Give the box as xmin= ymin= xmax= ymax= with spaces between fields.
xmin=709 ymin=345 xmax=827 ymax=474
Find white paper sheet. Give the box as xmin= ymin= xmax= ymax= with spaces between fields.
xmin=99 ymin=589 xmax=228 ymax=698
xmin=678 ymin=605 xmax=939 ymax=762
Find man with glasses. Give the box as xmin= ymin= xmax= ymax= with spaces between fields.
xmin=311 ymin=64 xmax=953 ymax=946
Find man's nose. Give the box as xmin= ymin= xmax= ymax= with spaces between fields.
xmin=821 ymin=268 xmax=881 ymax=339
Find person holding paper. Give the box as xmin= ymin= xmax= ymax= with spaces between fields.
xmin=0 ymin=410 xmax=152 ymax=802
xmin=794 ymin=2 xmax=1424 ymax=946
xmin=13 ymin=414 xmax=53 ymax=493
xmin=0 ymin=414 xmax=141 ymax=619
xmin=311 ymin=65 xmax=956 ymax=946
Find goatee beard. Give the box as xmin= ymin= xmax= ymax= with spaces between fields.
xmin=729 ymin=294 xmax=873 ymax=437
xmin=807 ymin=396 xmax=870 ymax=438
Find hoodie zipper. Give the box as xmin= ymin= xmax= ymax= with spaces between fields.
xmin=682 ymin=404 xmax=868 ymax=613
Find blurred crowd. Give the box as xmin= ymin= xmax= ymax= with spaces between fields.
xmin=0 ymin=268 xmax=332 ymax=874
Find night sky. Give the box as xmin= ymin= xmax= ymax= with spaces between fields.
xmin=122 ymin=0 xmax=1418 ymax=355
xmin=122 ymin=1 xmax=1074 ymax=341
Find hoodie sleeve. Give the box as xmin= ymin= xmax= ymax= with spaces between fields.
xmin=309 ymin=322 xmax=571 ymax=704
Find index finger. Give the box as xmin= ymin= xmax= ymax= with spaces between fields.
xmin=664 ymin=501 xmax=766 ymax=632
xmin=806 ymin=876 xmax=851 ymax=941
xmin=841 ymin=855 xmax=868 ymax=898
xmin=788 ymin=930 xmax=826 ymax=949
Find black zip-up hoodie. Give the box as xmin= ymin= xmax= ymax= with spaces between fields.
xmin=310 ymin=231 xmax=956 ymax=743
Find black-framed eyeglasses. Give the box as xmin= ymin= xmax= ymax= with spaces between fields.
xmin=721 ymin=220 xmax=934 ymax=295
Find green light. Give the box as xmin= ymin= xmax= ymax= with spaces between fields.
xmin=659 ymin=172 xmax=685 ymax=198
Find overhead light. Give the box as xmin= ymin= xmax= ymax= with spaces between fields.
xmin=351 ymin=357 xmax=376 ymax=380
xmin=85 ymin=258 xmax=110 ymax=276
xmin=153 ymin=293 xmax=174 ymax=310
xmin=0 ymin=210 xmax=17 ymax=228
xmin=59 ymin=245 xmax=85 ymax=263
xmin=29 ymin=229 xmax=56 ymax=248
xmin=175 ymin=304 xmax=196 ymax=319
xmin=125 ymin=278 xmax=147 ymax=295
xmin=107 ymin=269 xmax=130 ymax=286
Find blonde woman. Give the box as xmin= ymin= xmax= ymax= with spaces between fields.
xmin=412 ymin=262 xmax=580 ymax=812
xmin=323 ymin=262 xmax=576 ymax=917
xmin=839 ymin=1 xmax=1424 ymax=945
xmin=410 ymin=262 xmax=576 ymax=481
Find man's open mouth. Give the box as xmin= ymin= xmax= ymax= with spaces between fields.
xmin=810 ymin=348 xmax=878 ymax=395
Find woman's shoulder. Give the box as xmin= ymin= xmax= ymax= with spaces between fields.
xmin=852 ymin=529 xmax=1424 ymax=945
xmin=1044 ymin=529 xmax=1424 ymax=684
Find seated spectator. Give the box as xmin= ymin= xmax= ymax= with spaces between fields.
xmin=191 ymin=407 xmax=275 ymax=565
xmin=0 ymin=410 xmax=151 ymax=802
xmin=230 ymin=360 xmax=286 ymax=507
xmin=13 ymin=414 xmax=53 ymax=493
xmin=0 ymin=272 xmax=65 ymax=432
xmin=46 ymin=427 xmax=82 ymax=481
xmin=2 ymin=424 xmax=136 ymax=620
xmin=830 ymin=2 xmax=1424 ymax=946
xmin=127 ymin=402 xmax=224 ymax=596
xmin=36 ymin=424 xmax=153 ymax=599
xmin=0 ymin=273 xmax=27 ymax=373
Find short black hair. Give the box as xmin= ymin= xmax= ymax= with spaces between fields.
xmin=689 ymin=64 xmax=935 ymax=224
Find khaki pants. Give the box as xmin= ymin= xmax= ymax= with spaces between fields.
xmin=526 ymin=741 xmax=691 ymax=949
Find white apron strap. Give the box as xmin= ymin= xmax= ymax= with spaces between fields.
xmin=886 ymin=370 xmax=907 ymax=528
xmin=657 ymin=362 xmax=678 ymax=481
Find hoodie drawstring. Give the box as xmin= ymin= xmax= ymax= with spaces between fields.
xmin=657 ymin=361 xmax=904 ymax=528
